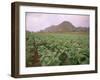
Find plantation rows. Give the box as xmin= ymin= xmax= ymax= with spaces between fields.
xmin=26 ymin=32 xmax=89 ymax=67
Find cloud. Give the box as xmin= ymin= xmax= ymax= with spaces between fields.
xmin=26 ymin=13 xmax=89 ymax=32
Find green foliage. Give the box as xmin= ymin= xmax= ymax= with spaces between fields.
xmin=26 ymin=32 xmax=89 ymax=67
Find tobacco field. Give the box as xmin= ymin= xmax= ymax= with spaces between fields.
xmin=26 ymin=32 xmax=89 ymax=67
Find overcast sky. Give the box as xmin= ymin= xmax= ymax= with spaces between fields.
xmin=26 ymin=13 xmax=90 ymax=32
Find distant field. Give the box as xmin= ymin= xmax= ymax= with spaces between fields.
xmin=26 ymin=32 xmax=89 ymax=67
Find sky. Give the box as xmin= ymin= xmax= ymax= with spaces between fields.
xmin=26 ymin=12 xmax=90 ymax=32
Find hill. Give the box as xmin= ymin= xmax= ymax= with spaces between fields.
xmin=39 ymin=21 xmax=89 ymax=32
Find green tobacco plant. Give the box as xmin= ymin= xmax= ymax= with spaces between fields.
xmin=26 ymin=32 xmax=89 ymax=67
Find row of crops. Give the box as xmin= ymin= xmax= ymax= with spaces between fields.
xmin=26 ymin=32 xmax=89 ymax=67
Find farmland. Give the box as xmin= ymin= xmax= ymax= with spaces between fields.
xmin=26 ymin=32 xmax=89 ymax=67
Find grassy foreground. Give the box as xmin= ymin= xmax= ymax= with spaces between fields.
xmin=26 ymin=32 xmax=89 ymax=67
